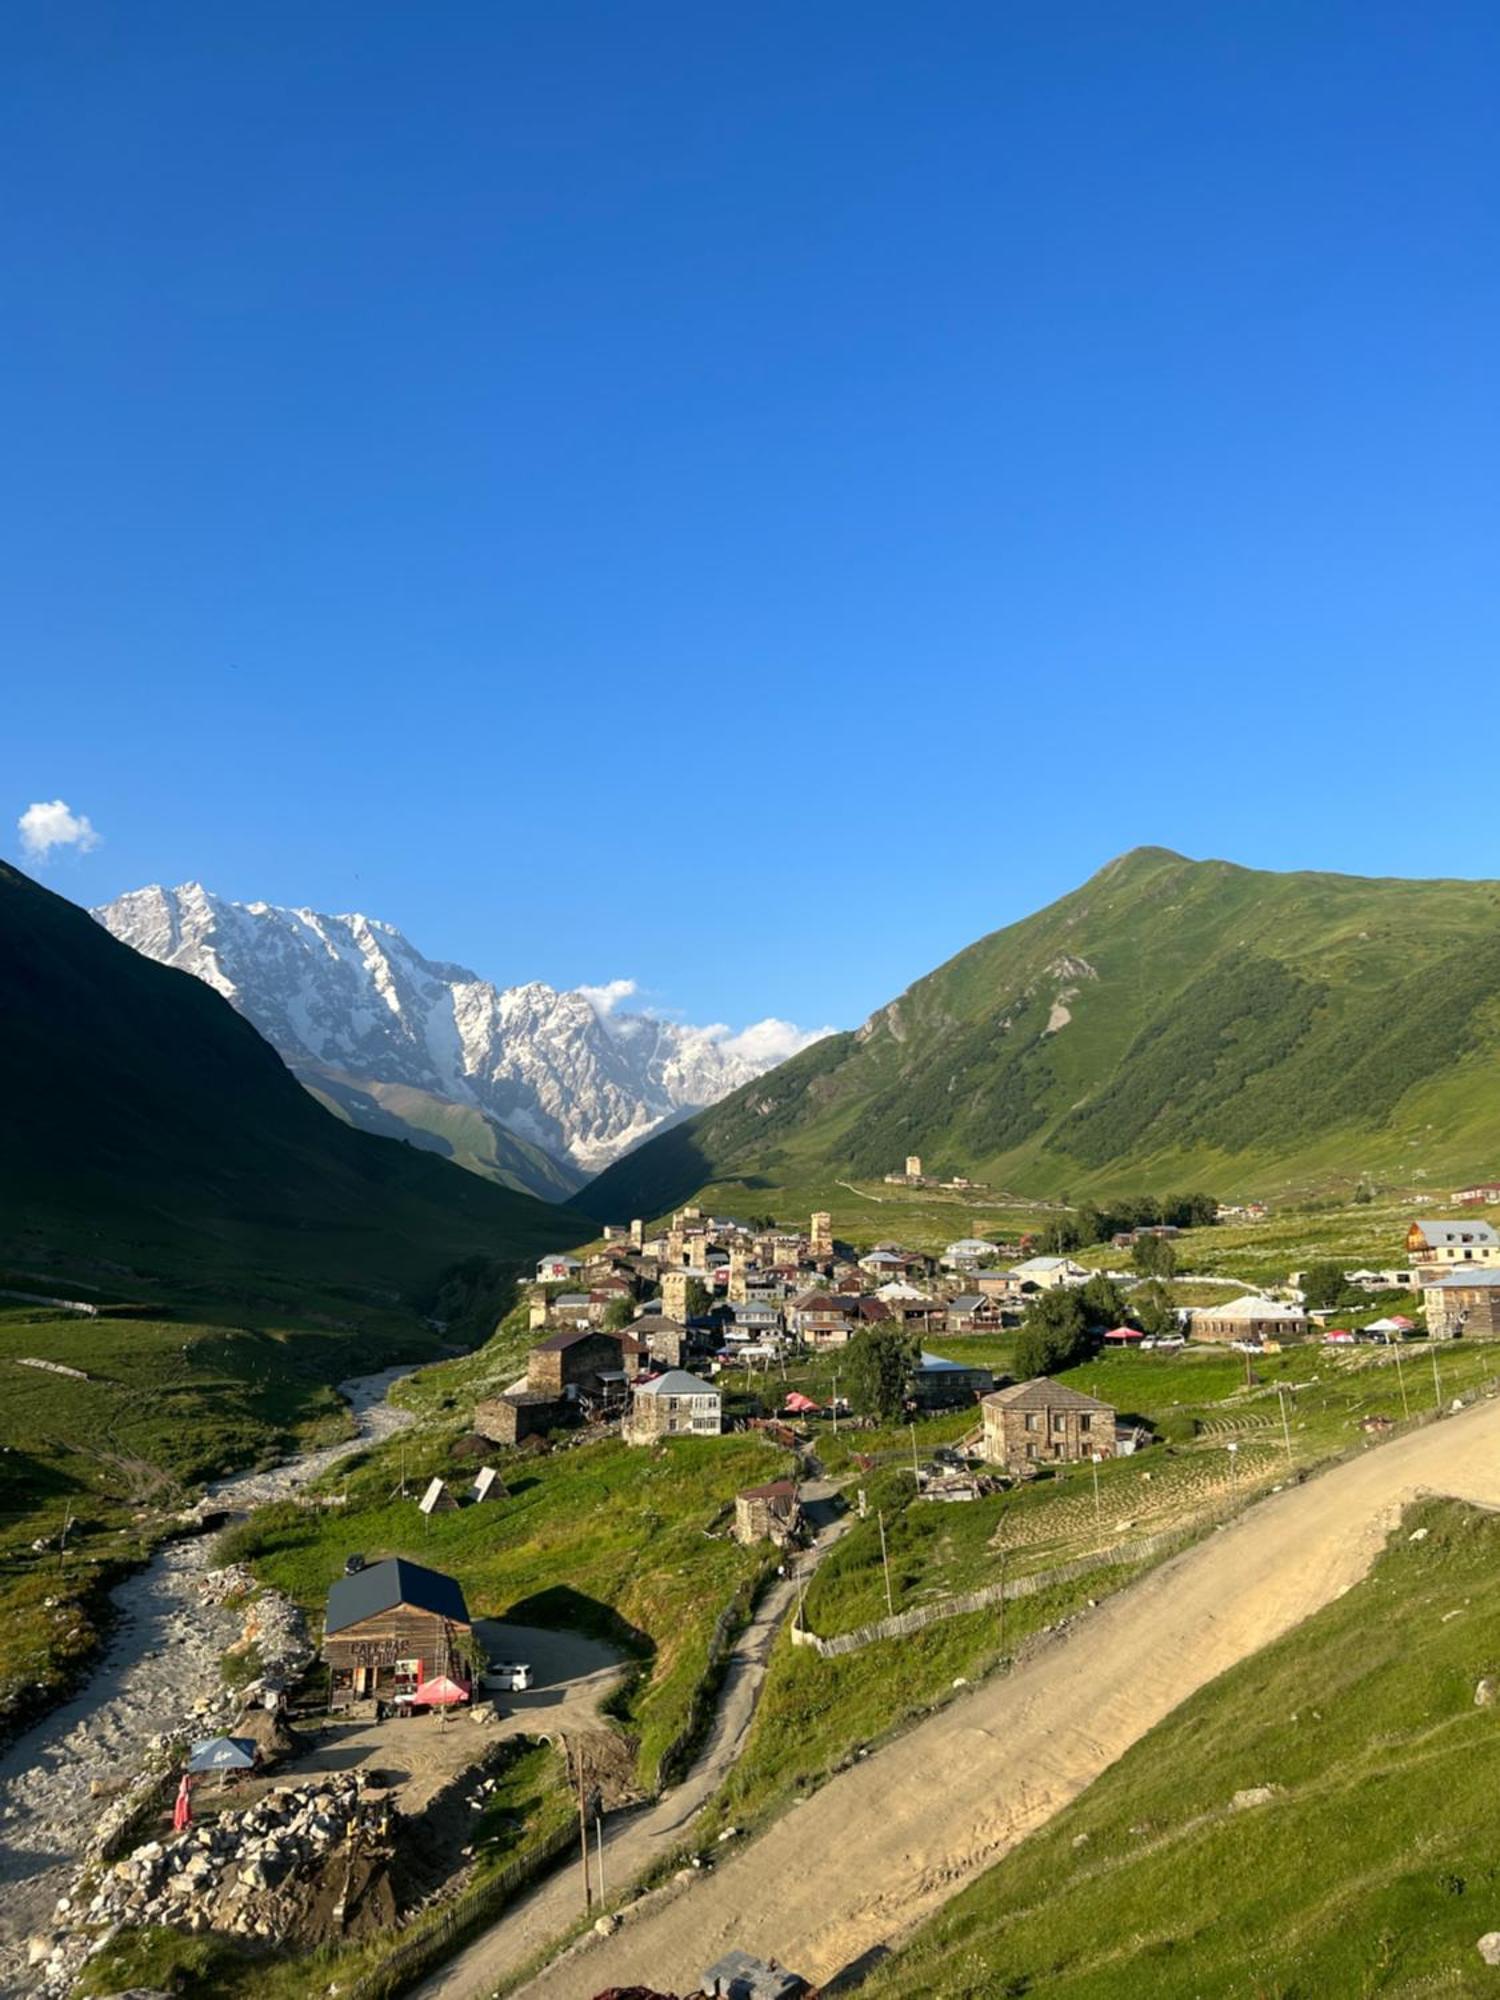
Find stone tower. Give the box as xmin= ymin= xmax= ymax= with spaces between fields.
xmin=810 ymin=1211 xmax=833 ymax=1255
xmin=906 ymin=1154 xmax=922 ymax=1180
xmin=662 ymin=1269 xmax=691 ymax=1323
xmin=630 ymin=1217 xmax=644 ymax=1249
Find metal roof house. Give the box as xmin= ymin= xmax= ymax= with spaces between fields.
xmin=623 ymin=1369 xmax=722 ymax=1444
xmin=322 ymin=1558 xmax=473 ymax=1710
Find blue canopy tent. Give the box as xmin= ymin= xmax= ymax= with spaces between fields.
xmin=187 ymin=1735 xmax=258 ymax=1775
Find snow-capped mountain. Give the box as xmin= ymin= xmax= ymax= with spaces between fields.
xmin=94 ymin=884 xmax=829 ymax=1200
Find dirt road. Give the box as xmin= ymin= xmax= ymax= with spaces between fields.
xmin=519 ymin=1394 xmax=1500 ymax=1998
xmin=411 ymin=1482 xmax=849 ymax=2000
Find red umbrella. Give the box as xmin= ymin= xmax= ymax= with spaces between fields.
xmin=173 ymin=1774 xmax=193 ymax=1832
xmin=414 ymin=1675 xmax=470 ymax=1706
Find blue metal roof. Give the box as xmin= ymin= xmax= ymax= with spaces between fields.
xmin=324 ymin=1556 xmax=471 ymax=1636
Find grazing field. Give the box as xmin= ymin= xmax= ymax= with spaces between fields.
xmin=225 ymin=1371 xmax=790 ymax=1788
xmin=0 ymin=1298 xmax=438 ymax=1740
xmin=699 ymin=1334 xmax=1500 ymax=1842
xmin=864 ymin=1496 xmax=1500 ymax=1999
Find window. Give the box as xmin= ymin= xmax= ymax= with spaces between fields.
xmin=1079 ymin=1414 xmax=1092 ymax=1432
xmin=1025 ymin=1413 xmax=1039 ymax=1431
xmin=1052 ymin=1414 xmax=1066 ymax=1433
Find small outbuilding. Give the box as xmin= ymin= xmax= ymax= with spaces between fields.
xmin=418 ymin=1476 xmax=459 ymax=1515
xmin=733 ymin=1480 xmax=801 ymax=1547
xmin=322 ymin=1557 xmax=473 ymax=1710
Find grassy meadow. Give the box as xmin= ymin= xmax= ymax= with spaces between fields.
xmin=865 ymin=1497 xmax=1500 ymax=1999
xmin=0 ymin=1293 xmax=443 ymax=1740
xmin=696 ymin=1331 xmax=1500 ymax=1845
xmin=220 ymin=1320 xmax=793 ymax=1788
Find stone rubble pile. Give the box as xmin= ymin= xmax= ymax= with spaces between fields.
xmin=32 ymin=1775 xmax=388 ymax=1995
xmin=86 ymin=1773 xmax=377 ymax=1934
xmin=197 ymin=1565 xmax=314 ymax=1699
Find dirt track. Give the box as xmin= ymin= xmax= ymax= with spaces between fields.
xmin=519 ymin=1394 xmax=1500 ymax=1998
xmin=411 ymin=1482 xmax=849 ymax=2000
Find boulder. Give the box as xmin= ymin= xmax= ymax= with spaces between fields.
xmin=1230 ymin=1786 xmax=1278 ymax=1811
xmin=1476 ymin=1678 xmax=1497 ymax=1708
xmin=1477 ymin=1933 xmax=1500 ymax=1967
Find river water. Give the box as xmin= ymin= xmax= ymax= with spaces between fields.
xmin=0 ymin=1366 xmax=416 ymax=1995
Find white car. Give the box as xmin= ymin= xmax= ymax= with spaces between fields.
xmin=483 ymin=1661 xmax=534 ymax=1692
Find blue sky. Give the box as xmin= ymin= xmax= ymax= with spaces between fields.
xmin=5 ymin=2 xmax=1498 ymax=1037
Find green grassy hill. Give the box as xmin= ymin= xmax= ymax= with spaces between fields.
xmin=574 ymin=847 xmax=1500 ymax=1220
xmin=0 ymin=861 xmax=576 ymax=1299
xmin=865 ymin=1497 xmax=1500 ymax=1999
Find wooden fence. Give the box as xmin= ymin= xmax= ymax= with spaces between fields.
xmin=788 ymin=1523 xmax=1194 ymax=1659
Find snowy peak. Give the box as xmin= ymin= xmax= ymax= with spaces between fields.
xmin=94 ymin=884 xmax=830 ymax=1194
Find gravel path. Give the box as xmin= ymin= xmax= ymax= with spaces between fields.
xmin=410 ymin=1479 xmax=851 ymax=2000
xmin=0 ymin=1365 xmax=415 ymax=1995
xmin=518 ymin=1395 xmax=1500 ymax=1998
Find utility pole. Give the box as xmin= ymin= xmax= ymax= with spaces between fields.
xmin=1277 ymin=1385 xmax=1293 ymax=1466
xmin=1227 ymin=1440 xmax=1239 ymax=1500
xmin=571 ymin=1745 xmax=592 ymax=1915
xmin=1431 ymin=1342 xmax=1443 ymax=1414
xmin=1393 ymin=1339 xmax=1410 ymax=1418
xmin=1090 ymin=1452 xmax=1102 ymax=1528
xmin=910 ymin=1423 xmax=920 ymax=1483
xmin=595 ymin=1809 xmax=606 ymax=1907
xmin=877 ymin=1508 xmax=895 ymax=1617
xmin=832 ymin=1367 xmax=840 ymax=1435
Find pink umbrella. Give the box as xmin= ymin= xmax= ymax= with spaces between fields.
xmin=414 ymin=1675 xmax=470 ymax=1707
xmin=173 ymin=1774 xmax=193 ymax=1832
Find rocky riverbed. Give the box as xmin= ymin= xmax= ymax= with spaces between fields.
xmin=0 ymin=1365 xmax=416 ymax=1998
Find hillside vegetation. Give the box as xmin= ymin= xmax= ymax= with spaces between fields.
xmin=576 ymin=847 xmax=1500 ymax=1219
xmin=866 ymin=1497 xmax=1500 ymax=1999
xmin=0 ymin=861 xmax=575 ymax=1298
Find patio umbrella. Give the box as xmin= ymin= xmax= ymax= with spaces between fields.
xmin=172 ymin=1774 xmax=192 ymax=1832
xmin=187 ymin=1735 xmax=257 ymax=1775
xmin=413 ymin=1675 xmax=469 ymax=1707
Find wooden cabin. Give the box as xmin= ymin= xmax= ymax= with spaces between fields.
xmin=321 ymin=1558 xmax=473 ymax=1710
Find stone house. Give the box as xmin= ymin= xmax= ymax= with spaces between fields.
xmin=733 ymin=1479 xmax=801 ymax=1546
xmin=528 ymin=1325 xmax=643 ymax=1402
xmin=909 ymin=1351 xmax=994 ymax=1410
xmin=981 ymin=1379 xmax=1115 ymax=1473
xmin=1423 ymin=1269 xmax=1500 ymax=1339
xmin=1189 ymin=1295 xmax=1309 ymax=1344
xmin=623 ymin=1370 xmax=722 ymax=1444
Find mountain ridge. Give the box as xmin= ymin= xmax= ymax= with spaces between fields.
xmin=0 ymin=862 xmax=576 ymax=1296
xmin=573 ymin=847 xmax=1500 ymax=1219
xmin=95 ymin=882 xmax=827 ymax=1200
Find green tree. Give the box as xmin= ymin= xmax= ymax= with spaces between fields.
xmin=1080 ymin=1273 xmax=1129 ymax=1328
xmin=1013 ymin=1287 xmax=1091 ymax=1377
xmin=603 ymin=1295 xmax=637 ymax=1332
xmin=1301 ymin=1259 xmax=1352 ymax=1310
xmin=1132 ymin=1233 xmax=1177 ymax=1279
xmin=1130 ymin=1279 xmax=1179 ymax=1340
xmin=844 ymin=1320 xmax=919 ymax=1423
xmin=683 ymin=1278 xmax=712 ymax=1319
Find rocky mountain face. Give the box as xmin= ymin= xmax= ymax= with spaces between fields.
xmin=94 ymin=883 xmax=795 ymax=1199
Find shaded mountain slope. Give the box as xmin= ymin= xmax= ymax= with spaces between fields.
xmin=0 ymin=863 xmax=576 ymax=1298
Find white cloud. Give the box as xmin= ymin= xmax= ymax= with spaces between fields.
xmin=714 ymin=1017 xmax=838 ymax=1066
xmin=573 ymin=974 xmax=835 ymax=1070
xmin=17 ymin=799 xmax=102 ymax=862
xmin=577 ymin=977 xmax=638 ymax=1020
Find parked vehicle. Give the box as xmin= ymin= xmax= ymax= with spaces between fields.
xmin=482 ymin=1660 xmax=533 ymax=1691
